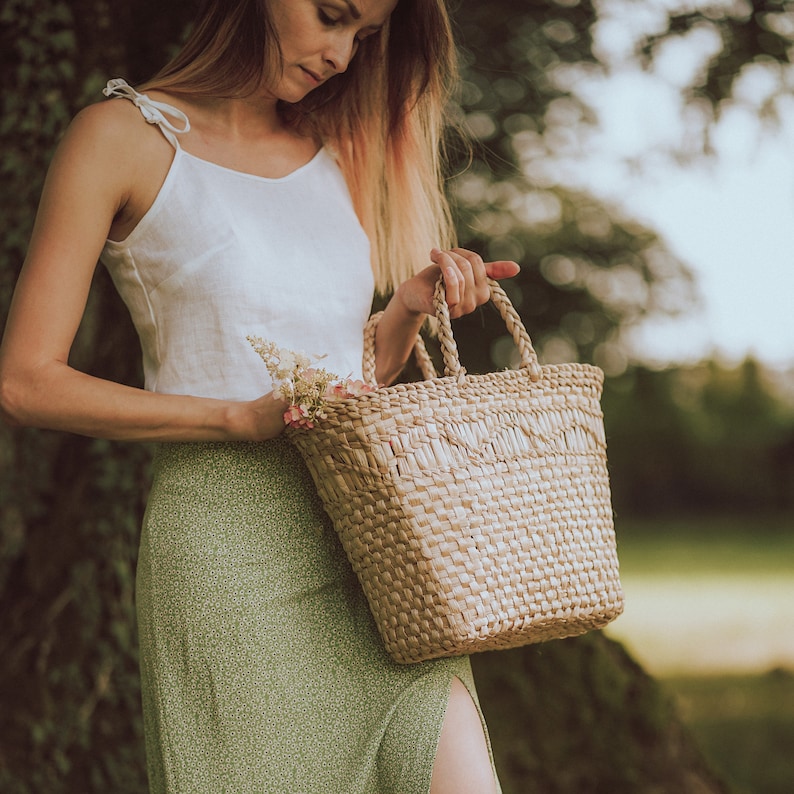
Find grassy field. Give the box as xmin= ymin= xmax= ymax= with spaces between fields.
xmin=663 ymin=671 xmax=794 ymax=794
xmin=606 ymin=514 xmax=794 ymax=793
xmin=613 ymin=513 xmax=794 ymax=576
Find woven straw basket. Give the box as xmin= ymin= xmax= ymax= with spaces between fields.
xmin=287 ymin=278 xmax=623 ymax=664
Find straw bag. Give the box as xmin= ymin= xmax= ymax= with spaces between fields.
xmin=287 ymin=278 xmax=623 ymax=664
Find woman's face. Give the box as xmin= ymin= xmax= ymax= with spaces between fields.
xmin=266 ymin=0 xmax=397 ymax=102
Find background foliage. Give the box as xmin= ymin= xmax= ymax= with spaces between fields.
xmin=2 ymin=0 xmax=793 ymax=791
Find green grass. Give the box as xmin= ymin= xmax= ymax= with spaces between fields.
xmin=612 ymin=513 xmax=794 ymax=793
xmin=614 ymin=513 xmax=794 ymax=575
xmin=662 ymin=670 xmax=794 ymax=794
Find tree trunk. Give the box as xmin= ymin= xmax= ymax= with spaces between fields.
xmin=472 ymin=638 xmax=730 ymax=793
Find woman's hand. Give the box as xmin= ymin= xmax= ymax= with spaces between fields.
xmin=394 ymin=248 xmax=520 ymax=320
xmin=234 ymin=391 xmax=289 ymax=442
xmin=373 ymin=248 xmax=520 ymax=386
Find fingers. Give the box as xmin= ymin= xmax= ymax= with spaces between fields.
xmin=485 ymin=259 xmax=521 ymax=280
xmin=430 ymin=248 xmax=519 ymax=318
xmin=430 ymin=247 xmax=486 ymax=317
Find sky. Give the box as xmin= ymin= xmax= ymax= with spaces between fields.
xmin=544 ymin=0 xmax=794 ymax=370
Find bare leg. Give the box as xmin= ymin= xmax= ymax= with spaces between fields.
xmin=429 ymin=676 xmax=498 ymax=794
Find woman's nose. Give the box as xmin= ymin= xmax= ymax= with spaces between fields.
xmin=323 ymin=34 xmax=357 ymax=74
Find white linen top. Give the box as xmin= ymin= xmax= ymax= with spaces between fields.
xmin=99 ymin=79 xmax=374 ymax=401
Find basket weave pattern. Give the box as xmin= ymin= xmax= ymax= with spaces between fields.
xmin=288 ymin=280 xmax=623 ymax=664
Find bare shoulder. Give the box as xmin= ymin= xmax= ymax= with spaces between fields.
xmin=73 ymin=95 xmax=140 ymax=131
xmin=52 ymin=97 xmax=176 ymax=238
xmin=63 ymin=97 xmax=167 ymax=165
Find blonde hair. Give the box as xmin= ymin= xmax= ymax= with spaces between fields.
xmin=143 ymin=0 xmax=459 ymax=295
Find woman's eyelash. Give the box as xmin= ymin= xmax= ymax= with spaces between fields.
xmin=318 ymin=7 xmax=377 ymax=43
xmin=318 ymin=9 xmax=340 ymax=26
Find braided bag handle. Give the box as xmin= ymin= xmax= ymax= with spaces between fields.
xmin=362 ymin=313 xmax=437 ymax=387
xmin=362 ymin=278 xmax=541 ymax=386
xmin=434 ymin=278 xmax=541 ymax=380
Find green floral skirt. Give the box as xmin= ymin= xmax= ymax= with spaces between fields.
xmin=137 ymin=439 xmax=498 ymax=793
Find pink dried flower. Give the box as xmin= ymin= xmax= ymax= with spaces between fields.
xmin=343 ymin=379 xmax=374 ymax=397
xmin=325 ymin=382 xmax=349 ymax=400
xmin=324 ymin=379 xmax=375 ymax=401
xmin=284 ymin=405 xmax=316 ymax=429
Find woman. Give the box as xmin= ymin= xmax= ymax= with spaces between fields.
xmin=0 ymin=0 xmax=518 ymax=791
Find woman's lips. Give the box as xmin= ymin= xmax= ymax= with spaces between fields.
xmin=299 ymin=67 xmax=322 ymax=86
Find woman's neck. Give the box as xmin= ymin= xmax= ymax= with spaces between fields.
xmin=146 ymin=90 xmax=320 ymax=180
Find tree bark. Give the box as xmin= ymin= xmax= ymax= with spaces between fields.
xmin=472 ymin=637 xmax=731 ymax=793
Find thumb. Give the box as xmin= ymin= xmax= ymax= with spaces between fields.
xmin=484 ymin=260 xmax=521 ymax=280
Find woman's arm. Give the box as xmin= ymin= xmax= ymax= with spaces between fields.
xmin=0 ymin=102 xmax=285 ymax=443
xmin=373 ymin=248 xmax=520 ymax=386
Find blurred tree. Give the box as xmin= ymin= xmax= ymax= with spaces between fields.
xmin=603 ymin=358 xmax=794 ymax=516
xmin=638 ymin=0 xmax=794 ymax=123
xmin=0 ymin=1 xmax=191 ymax=790
xmin=448 ymin=0 xmax=698 ymax=373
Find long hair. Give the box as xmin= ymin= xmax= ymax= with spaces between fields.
xmin=142 ymin=0 xmax=459 ymax=296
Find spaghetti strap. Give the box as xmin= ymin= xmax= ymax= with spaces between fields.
xmin=102 ymin=78 xmax=190 ymax=149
